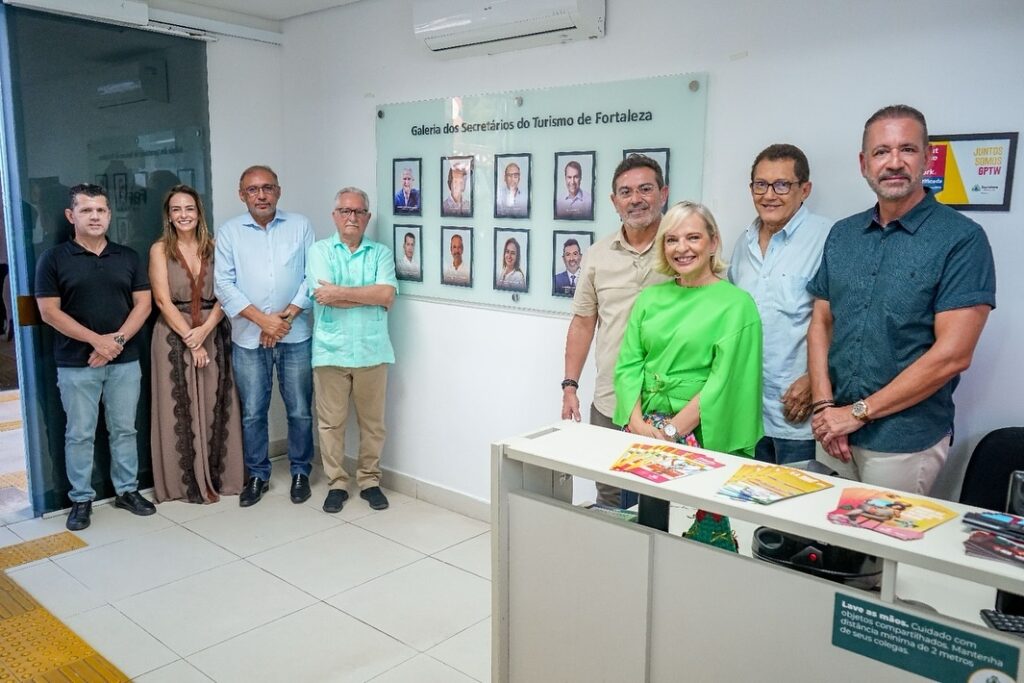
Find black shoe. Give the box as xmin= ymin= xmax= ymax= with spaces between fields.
xmin=290 ymin=474 xmax=311 ymax=503
xmin=240 ymin=477 xmax=269 ymax=507
xmin=323 ymin=489 xmax=349 ymax=513
xmin=66 ymin=501 xmax=92 ymax=531
xmin=114 ymin=490 xmax=156 ymax=516
xmin=360 ymin=486 xmax=389 ymax=510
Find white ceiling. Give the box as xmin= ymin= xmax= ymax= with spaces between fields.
xmin=160 ymin=0 xmax=362 ymax=22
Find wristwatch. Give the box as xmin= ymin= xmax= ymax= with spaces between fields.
xmin=663 ymin=423 xmax=678 ymax=438
xmin=851 ymin=399 xmax=871 ymax=423
xmin=113 ymin=334 xmax=126 ymax=347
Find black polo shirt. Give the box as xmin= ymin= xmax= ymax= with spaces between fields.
xmin=35 ymin=239 xmax=150 ymax=367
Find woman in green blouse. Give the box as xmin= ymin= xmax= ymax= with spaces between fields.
xmin=614 ymin=201 xmax=763 ymax=545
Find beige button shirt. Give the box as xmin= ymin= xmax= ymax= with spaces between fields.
xmin=572 ymin=228 xmax=670 ymax=418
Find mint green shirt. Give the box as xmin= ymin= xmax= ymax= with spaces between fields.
xmin=306 ymin=234 xmax=398 ymax=368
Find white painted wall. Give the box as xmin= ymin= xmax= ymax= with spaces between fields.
xmin=208 ymin=0 xmax=1024 ymax=503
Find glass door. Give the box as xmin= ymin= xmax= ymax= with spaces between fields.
xmin=0 ymin=5 xmax=213 ymax=514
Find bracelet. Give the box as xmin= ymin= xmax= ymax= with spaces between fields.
xmin=811 ymin=399 xmax=835 ymax=415
xmin=561 ymin=378 xmax=579 ymax=390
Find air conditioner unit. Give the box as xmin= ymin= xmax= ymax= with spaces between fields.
xmin=414 ymin=0 xmax=605 ymax=58
xmin=92 ymin=56 xmax=169 ymax=109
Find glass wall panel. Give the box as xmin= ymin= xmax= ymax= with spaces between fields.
xmin=1 ymin=6 xmax=212 ymax=513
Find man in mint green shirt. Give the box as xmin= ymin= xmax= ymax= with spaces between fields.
xmin=306 ymin=186 xmax=398 ymax=513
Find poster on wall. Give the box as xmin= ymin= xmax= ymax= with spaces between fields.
xmin=926 ymin=132 xmax=1017 ymax=211
xmin=375 ymin=72 xmax=708 ymax=314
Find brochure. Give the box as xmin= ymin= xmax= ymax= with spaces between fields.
xmin=964 ymin=530 xmax=1024 ymax=568
xmin=827 ymin=487 xmax=957 ymax=541
xmin=718 ymin=463 xmax=832 ymax=504
xmin=609 ymin=442 xmax=723 ymax=483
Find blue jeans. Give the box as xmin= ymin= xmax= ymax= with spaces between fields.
xmin=755 ymin=436 xmax=816 ymax=465
xmin=231 ymin=340 xmax=313 ymax=480
xmin=56 ymin=361 xmax=141 ymax=502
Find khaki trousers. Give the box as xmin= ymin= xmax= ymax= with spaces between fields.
xmin=815 ymin=435 xmax=950 ymax=495
xmin=313 ymin=364 xmax=388 ymax=490
xmin=590 ymin=405 xmax=627 ymax=508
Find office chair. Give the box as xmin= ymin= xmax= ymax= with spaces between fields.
xmin=959 ymin=427 xmax=1024 ymax=511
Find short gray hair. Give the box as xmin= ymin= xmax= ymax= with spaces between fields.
xmin=335 ymin=186 xmax=370 ymax=208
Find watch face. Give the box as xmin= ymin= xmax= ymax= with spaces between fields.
xmin=853 ymin=401 xmax=867 ymax=419
xmin=664 ymin=424 xmax=677 ymax=437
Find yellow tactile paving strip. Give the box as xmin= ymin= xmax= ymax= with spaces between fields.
xmin=0 ymin=532 xmax=129 ymax=682
xmin=0 ymin=473 xmax=28 ymax=494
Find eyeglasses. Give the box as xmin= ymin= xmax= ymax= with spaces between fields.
xmin=334 ymin=208 xmax=370 ymax=218
xmin=750 ymin=180 xmax=801 ymax=195
xmin=615 ymin=183 xmax=658 ymax=199
xmin=243 ymin=184 xmax=279 ymax=197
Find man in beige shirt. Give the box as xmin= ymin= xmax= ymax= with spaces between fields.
xmin=560 ymin=154 xmax=670 ymax=507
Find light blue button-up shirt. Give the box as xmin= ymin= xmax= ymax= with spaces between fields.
xmin=214 ymin=209 xmax=314 ymax=349
xmin=728 ymin=205 xmax=831 ymax=440
xmin=306 ymin=234 xmax=398 ymax=368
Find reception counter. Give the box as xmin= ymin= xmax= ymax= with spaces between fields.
xmin=491 ymin=421 xmax=1024 ymax=682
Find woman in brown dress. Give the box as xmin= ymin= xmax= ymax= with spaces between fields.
xmin=149 ymin=185 xmax=243 ymax=503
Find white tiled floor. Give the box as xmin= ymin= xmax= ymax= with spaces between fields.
xmin=1 ymin=470 xmax=493 ymax=683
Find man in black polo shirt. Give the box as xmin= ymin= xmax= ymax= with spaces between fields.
xmin=35 ymin=183 xmax=156 ymax=530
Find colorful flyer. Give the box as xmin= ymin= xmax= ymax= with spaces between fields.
xmin=827 ymin=487 xmax=957 ymax=541
xmin=718 ymin=464 xmax=831 ymax=504
xmin=610 ymin=442 xmax=723 ymax=483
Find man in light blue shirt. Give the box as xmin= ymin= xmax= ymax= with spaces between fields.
xmin=728 ymin=144 xmax=831 ymax=465
xmin=214 ymin=165 xmax=315 ymax=507
xmin=307 ymin=186 xmax=398 ymax=513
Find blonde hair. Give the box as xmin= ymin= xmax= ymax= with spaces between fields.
xmin=653 ymin=201 xmax=727 ymax=277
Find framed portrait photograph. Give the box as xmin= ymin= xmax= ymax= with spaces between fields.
xmin=440 ymin=156 xmax=473 ymax=218
xmin=393 ymin=158 xmax=422 ymax=216
xmin=552 ymin=230 xmax=593 ymax=298
xmin=494 ymin=227 xmax=530 ymax=293
xmin=494 ymin=153 xmax=531 ymax=219
xmin=394 ymin=224 xmax=423 ymax=282
xmin=623 ymin=147 xmax=670 ymax=189
xmin=441 ymin=226 xmax=473 ymax=287
xmin=553 ymin=151 xmax=595 ymax=221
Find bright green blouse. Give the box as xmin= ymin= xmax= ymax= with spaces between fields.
xmin=613 ymin=279 xmax=764 ymax=456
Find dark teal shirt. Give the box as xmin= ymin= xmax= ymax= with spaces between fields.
xmin=807 ymin=191 xmax=996 ymax=452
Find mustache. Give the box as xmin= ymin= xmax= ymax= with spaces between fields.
xmin=879 ymin=171 xmax=910 ymax=181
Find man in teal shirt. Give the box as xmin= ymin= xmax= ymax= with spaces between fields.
xmin=306 ymin=187 xmax=398 ymax=512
